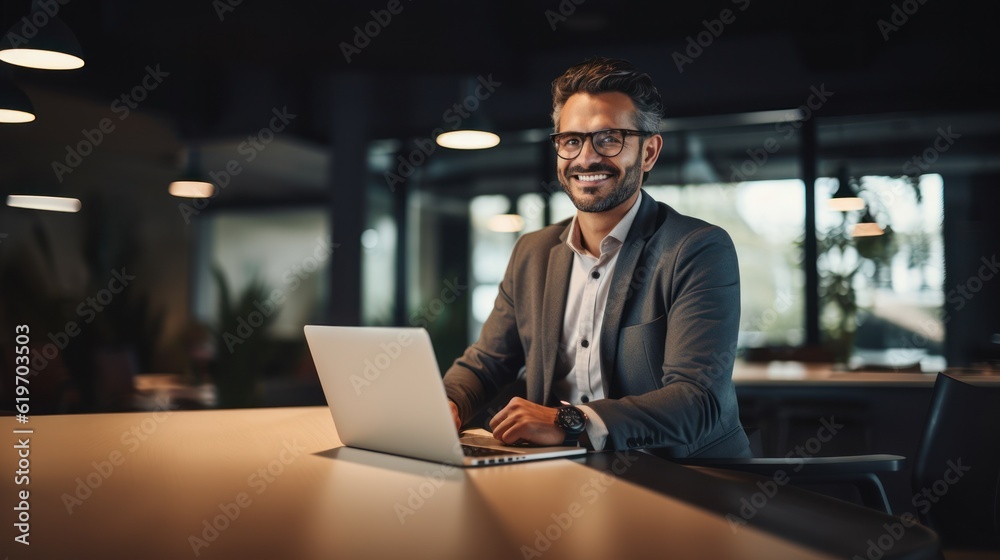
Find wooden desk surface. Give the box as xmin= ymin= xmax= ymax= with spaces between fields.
xmin=3 ymin=406 xmax=929 ymax=560
xmin=733 ymin=361 xmax=1000 ymax=387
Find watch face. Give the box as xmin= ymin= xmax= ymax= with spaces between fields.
xmin=558 ymin=407 xmax=586 ymax=434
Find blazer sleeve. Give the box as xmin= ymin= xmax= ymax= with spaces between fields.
xmin=585 ymin=225 xmax=741 ymax=452
xmin=442 ymin=238 xmax=527 ymax=424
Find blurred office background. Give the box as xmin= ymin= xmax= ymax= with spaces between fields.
xmin=0 ymin=0 xmax=998 ymax=413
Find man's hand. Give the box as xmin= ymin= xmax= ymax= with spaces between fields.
xmin=448 ymin=400 xmax=462 ymax=431
xmin=489 ymin=397 xmax=564 ymax=446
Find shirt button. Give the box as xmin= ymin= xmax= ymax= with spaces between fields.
xmin=591 ymin=271 xmax=600 ymax=279
xmin=581 ymin=339 xmax=589 ymax=348
xmin=581 ymin=395 xmax=589 ymax=403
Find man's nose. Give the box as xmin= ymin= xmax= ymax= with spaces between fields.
xmin=575 ymin=137 xmax=605 ymax=165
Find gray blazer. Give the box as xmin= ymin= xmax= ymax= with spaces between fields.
xmin=444 ymin=190 xmax=750 ymax=458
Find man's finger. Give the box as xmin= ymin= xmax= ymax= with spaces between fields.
xmin=491 ymin=419 xmax=510 ymax=443
xmin=491 ymin=415 xmax=520 ymax=444
xmin=488 ymin=400 xmax=516 ymax=430
xmin=448 ymin=401 xmax=462 ymax=430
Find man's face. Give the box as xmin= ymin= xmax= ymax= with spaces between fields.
xmin=555 ymin=92 xmax=661 ymax=213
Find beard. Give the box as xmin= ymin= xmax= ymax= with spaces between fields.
xmin=559 ymin=150 xmax=644 ymax=213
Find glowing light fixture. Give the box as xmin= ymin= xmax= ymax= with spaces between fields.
xmin=828 ymin=166 xmax=864 ymax=211
xmin=0 ymin=80 xmax=35 ymax=123
xmin=0 ymin=9 xmax=84 ymax=70
xmin=0 ymin=8 xmax=85 ymax=70
xmin=436 ymin=128 xmax=500 ymax=150
xmin=168 ymin=180 xmax=214 ymax=198
xmin=852 ymin=210 xmax=884 ymax=237
xmin=7 ymin=194 xmax=81 ymax=212
xmin=0 ymin=107 xmax=34 ymax=122
xmin=169 ymin=147 xmax=215 ymax=198
xmin=435 ymin=78 xmax=500 ymax=150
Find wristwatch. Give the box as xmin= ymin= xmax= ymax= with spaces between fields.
xmin=555 ymin=403 xmax=588 ymax=447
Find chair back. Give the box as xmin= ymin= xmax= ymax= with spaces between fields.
xmin=913 ymin=373 xmax=1000 ymax=549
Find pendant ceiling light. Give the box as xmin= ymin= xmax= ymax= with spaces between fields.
xmin=0 ymin=1 xmax=85 ymax=70
xmin=486 ymin=195 xmax=524 ymax=233
xmin=679 ymin=135 xmax=718 ymax=184
xmin=436 ymin=113 xmax=500 ymax=150
xmin=435 ymin=77 xmax=500 ymax=150
xmin=0 ymin=78 xmax=34 ymax=122
xmin=7 ymin=194 xmax=81 ymax=212
xmin=828 ymin=165 xmax=864 ymax=211
xmin=168 ymin=147 xmax=215 ymax=198
xmin=851 ymin=210 xmax=885 ymax=237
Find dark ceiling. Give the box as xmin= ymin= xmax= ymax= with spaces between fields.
xmin=1 ymin=0 xmax=998 ymax=206
xmin=5 ymin=0 xmax=998 ymax=144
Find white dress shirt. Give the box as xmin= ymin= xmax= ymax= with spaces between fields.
xmin=552 ymin=194 xmax=643 ymax=450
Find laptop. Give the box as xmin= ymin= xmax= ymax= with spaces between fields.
xmin=304 ymin=325 xmax=586 ymax=467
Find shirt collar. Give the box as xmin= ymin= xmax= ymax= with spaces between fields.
xmin=566 ymin=192 xmax=644 ymax=258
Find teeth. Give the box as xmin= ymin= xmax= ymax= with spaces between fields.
xmin=576 ymin=174 xmax=609 ymax=182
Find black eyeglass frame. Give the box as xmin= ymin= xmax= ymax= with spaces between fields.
xmin=549 ymin=128 xmax=655 ymax=160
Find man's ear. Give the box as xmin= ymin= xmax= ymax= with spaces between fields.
xmin=642 ymin=134 xmax=663 ymax=172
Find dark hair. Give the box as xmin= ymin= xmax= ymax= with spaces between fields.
xmin=551 ymin=57 xmax=663 ymax=133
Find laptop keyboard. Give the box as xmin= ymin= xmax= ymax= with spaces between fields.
xmin=461 ymin=444 xmax=513 ymax=457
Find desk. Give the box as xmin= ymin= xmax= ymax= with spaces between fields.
xmin=2 ymin=407 xmax=940 ymax=559
xmin=733 ymin=361 xmax=1000 ymax=388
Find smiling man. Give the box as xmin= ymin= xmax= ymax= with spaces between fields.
xmin=443 ymin=57 xmax=750 ymax=457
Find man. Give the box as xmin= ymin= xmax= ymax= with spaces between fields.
xmin=444 ymin=57 xmax=750 ymax=457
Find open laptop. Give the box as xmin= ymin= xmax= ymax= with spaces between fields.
xmin=304 ymin=325 xmax=586 ymax=467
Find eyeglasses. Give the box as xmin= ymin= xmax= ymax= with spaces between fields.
xmin=549 ymin=128 xmax=653 ymax=160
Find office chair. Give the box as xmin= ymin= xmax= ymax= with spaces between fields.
xmin=668 ymin=373 xmax=1000 ymax=550
xmin=911 ymin=373 xmax=1000 ymax=549
xmin=670 ymin=444 xmax=905 ymax=513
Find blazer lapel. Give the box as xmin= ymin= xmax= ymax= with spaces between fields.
xmin=539 ymin=229 xmax=573 ymax=406
xmin=599 ymin=191 xmax=660 ymax=396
